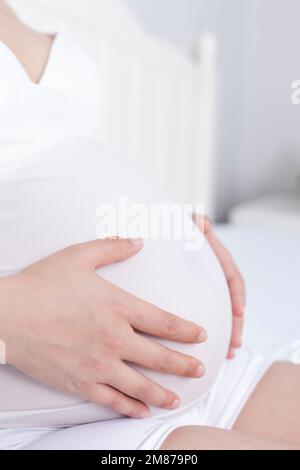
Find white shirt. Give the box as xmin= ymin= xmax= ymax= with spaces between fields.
xmin=0 ymin=36 xmax=231 ymax=431
xmin=0 ymin=34 xmax=100 ymax=172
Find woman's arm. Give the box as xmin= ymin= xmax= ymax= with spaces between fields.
xmin=0 ymin=0 xmax=16 ymax=17
xmin=0 ymin=1 xmax=54 ymax=83
xmin=0 ymin=238 xmax=206 ymax=418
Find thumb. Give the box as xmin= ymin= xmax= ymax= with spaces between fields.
xmin=77 ymin=238 xmax=144 ymax=269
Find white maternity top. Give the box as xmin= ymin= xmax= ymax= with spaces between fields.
xmin=0 ymin=35 xmax=291 ymax=450
xmin=0 ymin=34 xmax=232 ymax=424
xmin=0 ymin=34 xmax=100 ymax=170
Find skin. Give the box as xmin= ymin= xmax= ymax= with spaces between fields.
xmin=233 ymin=362 xmax=300 ymax=444
xmin=161 ymin=363 xmax=300 ymax=450
xmin=0 ymin=238 xmax=207 ymax=418
xmin=193 ymin=215 xmax=246 ymax=359
xmin=161 ymin=423 xmax=300 ymax=450
xmin=3 ymin=1 xmax=296 ymax=450
xmin=0 ymin=0 xmax=54 ymax=83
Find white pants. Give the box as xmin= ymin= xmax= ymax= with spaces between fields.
xmin=1 ymin=345 xmax=293 ymax=450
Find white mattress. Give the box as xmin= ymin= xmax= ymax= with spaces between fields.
xmin=216 ymin=225 xmax=300 ymax=351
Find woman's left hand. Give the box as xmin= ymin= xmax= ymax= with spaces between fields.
xmin=193 ymin=214 xmax=246 ymax=359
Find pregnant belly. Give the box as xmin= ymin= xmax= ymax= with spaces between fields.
xmin=0 ymin=138 xmax=232 ymax=427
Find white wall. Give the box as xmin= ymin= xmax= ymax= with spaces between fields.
xmin=238 ymin=0 xmax=300 ymax=203
xmin=125 ymin=0 xmax=300 ymax=221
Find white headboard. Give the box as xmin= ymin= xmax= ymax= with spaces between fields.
xmin=9 ymin=0 xmax=217 ymax=215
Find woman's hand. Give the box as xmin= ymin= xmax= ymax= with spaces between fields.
xmin=0 ymin=238 xmax=206 ymax=418
xmin=193 ymin=215 xmax=246 ymax=359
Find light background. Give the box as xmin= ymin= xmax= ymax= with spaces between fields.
xmin=126 ymin=0 xmax=300 ymax=220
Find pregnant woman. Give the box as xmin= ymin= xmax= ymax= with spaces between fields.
xmin=1 ymin=2 xmax=300 ymax=450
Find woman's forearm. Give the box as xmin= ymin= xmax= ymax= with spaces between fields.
xmin=0 ymin=4 xmax=54 ymax=83
xmin=0 ymin=0 xmax=17 ymax=18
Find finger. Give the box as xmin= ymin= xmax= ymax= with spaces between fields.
xmin=231 ymin=295 xmax=245 ymax=318
xmin=192 ymin=215 xmax=247 ymax=317
xmin=124 ymin=334 xmax=205 ymax=379
xmin=207 ymin=233 xmax=246 ymax=310
xmin=207 ymin=233 xmax=237 ymax=280
xmin=230 ymin=316 xmax=244 ymax=348
xmin=126 ymin=295 xmax=206 ymax=344
xmin=192 ymin=213 xmax=212 ymax=235
xmin=204 ymin=219 xmax=212 ymax=234
xmin=228 ymin=278 xmax=246 ymax=318
xmin=108 ymin=362 xmax=181 ymax=410
xmin=87 ymin=383 xmax=151 ymax=418
xmin=69 ymin=238 xmax=144 ymax=269
xmin=227 ymin=261 xmax=246 ymax=316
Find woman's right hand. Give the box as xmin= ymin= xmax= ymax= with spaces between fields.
xmin=0 ymin=238 xmax=206 ymax=418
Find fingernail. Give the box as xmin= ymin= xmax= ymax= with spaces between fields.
xmin=129 ymin=238 xmax=144 ymax=246
xmin=169 ymin=398 xmax=181 ymax=410
xmin=197 ymin=330 xmax=207 ymax=343
xmin=195 ymin=364 xmax=205 ymax=378
xmin=138 ymin=409 xmax=151 ymax=419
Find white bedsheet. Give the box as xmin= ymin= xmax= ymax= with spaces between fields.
xmin=216 ymin=225 xmax=300 ymax=351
